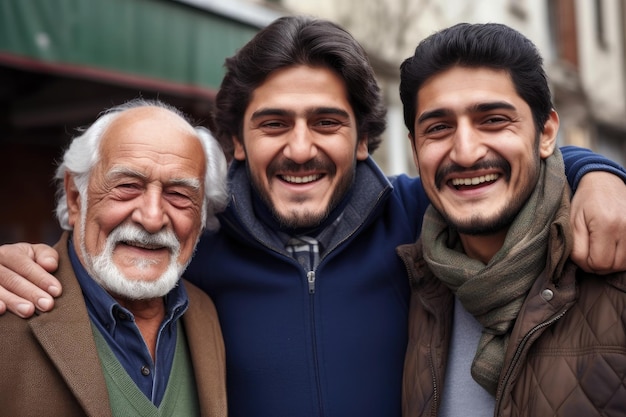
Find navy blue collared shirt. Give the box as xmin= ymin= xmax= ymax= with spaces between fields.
xmin=68 ymin=238 xmax=189 ymax=406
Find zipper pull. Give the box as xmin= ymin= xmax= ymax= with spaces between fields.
xmin=307 ymin=271 xmax=316 ymax=294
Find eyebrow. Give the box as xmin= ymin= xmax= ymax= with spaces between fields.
xmin=107 ymin=166 xmax=146 ymax=181
xmin=168 ymin=178 xmax=201 ymax=190
xmin=107 ymin=167 xmax=201 ymax=190
xmin=250 ymin=107 xmax=351 ymax=120
xmin=417 ymin=101 xmax=517 ymax=124
xmin=417 ymin=108 xmax=451 ymax=124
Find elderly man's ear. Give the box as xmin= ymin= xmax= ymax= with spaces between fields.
xmin=65 ymin=172 xmax=81 ymax=228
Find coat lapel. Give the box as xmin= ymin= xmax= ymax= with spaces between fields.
xmin=183 ymin=280 xmax=228 ymax=417
xmin=29 ymin=233 xmax=112 ymax=417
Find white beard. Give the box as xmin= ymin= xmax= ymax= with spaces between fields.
xmin=80 ymin=220 xmax=186 ymax=300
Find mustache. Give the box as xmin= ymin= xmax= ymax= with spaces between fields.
xmin=108 ymin=224 xmax=180 ymax=252
xmin=435 ymin=159 xmax=511 ymax=189
xmin=267 ymin=156 xmax=336 ymax=176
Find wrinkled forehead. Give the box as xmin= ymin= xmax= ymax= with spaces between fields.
xmin=103 ymin=106 xmax=195 ymax=140
xmin=96 ymin=107 xmax=206 ymax=177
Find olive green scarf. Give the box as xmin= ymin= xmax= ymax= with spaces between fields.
xmin=421 ymin=148 xmax=573 ymax=395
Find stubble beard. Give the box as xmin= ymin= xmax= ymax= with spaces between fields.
xmin=438 ymin=152 xmax=541 ymax=236
xmin=250 ymin=159 xmax=357 ymax=230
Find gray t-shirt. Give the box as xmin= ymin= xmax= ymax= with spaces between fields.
xmin=440 ymin=297 xmax=495 ymax=417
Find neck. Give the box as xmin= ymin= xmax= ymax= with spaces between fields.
xmin=459 ymin=229 xmax=508 ymax=264
xmin=116 ymin=296 xmax=165 ymax=360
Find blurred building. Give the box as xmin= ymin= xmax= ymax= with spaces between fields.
xmin=573 ymin=0 xmax=626 ymax=165
xmin=276 ymin=0 xmax=626 ymax=170
xmin=2 ymin=0 xmax=625 ymax=244
xmin=0 ymin=0 xmax=281 ymax=244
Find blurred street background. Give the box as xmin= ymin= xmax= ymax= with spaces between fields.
xmin=1 ymin=0 xmax=625 ymax=244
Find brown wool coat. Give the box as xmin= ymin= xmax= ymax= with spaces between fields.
xmin=397 ymin=239 xmax=626 ymax=417
xmin=0 ymin=232 xmax=227 ymax=417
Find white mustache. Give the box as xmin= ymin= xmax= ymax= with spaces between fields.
xmin=108 ymin=224 xmax=179 ymax=253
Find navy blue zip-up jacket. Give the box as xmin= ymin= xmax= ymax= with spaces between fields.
xmin=184 ymin=148 xmax=626 ymax=417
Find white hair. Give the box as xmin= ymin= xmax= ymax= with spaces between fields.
xmin=55 ymin=98 xmax=229 ymax=231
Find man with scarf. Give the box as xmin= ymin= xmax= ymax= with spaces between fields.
xmin=397 ymin=23 xmax=626 ymax=417
xmin=1 ymin=17 xmax=626 ymax=417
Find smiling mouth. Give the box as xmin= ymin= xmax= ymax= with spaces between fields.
xmin=280 ymin=174 xmax=323 ymax=184
xmin=450 ymin=173 xmax=499 ymax=189
xmin=121 ymin=241 xmax=166 ymax=251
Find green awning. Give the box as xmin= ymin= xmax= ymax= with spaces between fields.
xmin=0 ymin=0 xmax=264 ymax=97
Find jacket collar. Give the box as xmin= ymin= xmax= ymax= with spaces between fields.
xmin=219 ymin=156 xmax=393 ymax=256
xmin=29 ymin=232 xmax=113 ymax=417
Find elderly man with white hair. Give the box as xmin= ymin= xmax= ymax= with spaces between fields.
xmin=0 ymin=99 xmax=228 ymax=417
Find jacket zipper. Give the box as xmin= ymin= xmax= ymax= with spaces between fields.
xmin=308 ymin=270 xmax=316 ymax=294
xmin=429 ymin=345 xmax=440 ymax=417
xmin=494 ymin=308 xmax=569 ymax=414
xmin=307 ymin=270 xmax=324 ymax=416
xmin=227 ymin=185 xmax=390 ymax=417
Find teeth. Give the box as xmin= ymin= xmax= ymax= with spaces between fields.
xmin=451 ymin=173 xmax=499 ymax=186
xmin=125 ymin=241 xmax=161 ymax=250
xmin=282 ymin=174 xmax=321 ymax=184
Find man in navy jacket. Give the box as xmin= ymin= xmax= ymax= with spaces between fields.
xmin=1 ymin=16 xmax=626 ymax=417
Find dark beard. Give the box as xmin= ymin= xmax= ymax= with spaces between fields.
xmin=444 ymin=202 xmax=520 ymax=236
xmin=443 ymin=155 xmax=541 ymax=236
xmin=248 ymin=161 xmax=356 ymax=231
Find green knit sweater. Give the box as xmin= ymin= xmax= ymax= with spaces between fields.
xmin=91 ymin=322 xmax=200 ymax=416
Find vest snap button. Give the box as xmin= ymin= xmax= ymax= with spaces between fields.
xmin=541 ymin=289 xmax=554 ymax=301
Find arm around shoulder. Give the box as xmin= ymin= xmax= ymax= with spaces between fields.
xmin=0 ymin=242 xmax=62 ymax=317
xmin=570 ymin=171 xmax=626 ymax=274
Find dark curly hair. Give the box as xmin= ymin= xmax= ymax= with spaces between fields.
xmin=400 ymin=23 xmax=553 ymax=138
xmin=213 ymin=15 xmax=387 ymax=159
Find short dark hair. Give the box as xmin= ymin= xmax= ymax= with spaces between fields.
xmin=399 ymin=22 xmax=553 ymax=137
xmin=214 ymin=15 xmax=387 ymax=158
